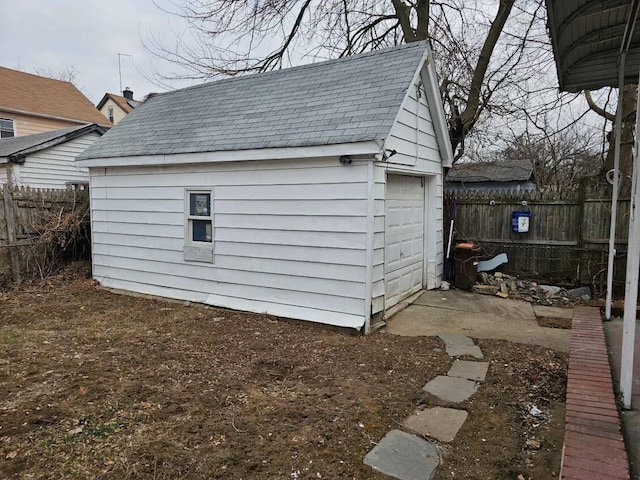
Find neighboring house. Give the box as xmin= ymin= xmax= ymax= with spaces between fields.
xmin=446 ymin=158 xmax=536 ymax=192
xmin=0 ymin=66 xmax=111 ymax=137
xmin=77 ymin=42 xmax=453 ymax=332
xmin=96 ymin=88 xmax=141 ymax=124
xmin=0 ymin=124 xmax=105 ymax=189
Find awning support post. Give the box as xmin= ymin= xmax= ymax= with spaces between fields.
xmin=606 ymin=55 xmax=626 ymax=320
xmin=620 ymin=70 xmax=640 ymax=409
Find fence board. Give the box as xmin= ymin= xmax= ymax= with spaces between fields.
xmin=0 ymin=185 xmax=89 ymax=283
xmin=445 ymin=189 xmax=631 ymax=293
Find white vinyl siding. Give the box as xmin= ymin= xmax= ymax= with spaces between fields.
xmin=371 ymin=166 xmax=386 ymax=314
xmin=384 ymin=65 xmax=443 ymax=173
xmin=0 ymin=164 xmax=7 ymax=185
xmin=14 ymin=133 xmax=99 ymax=189
xmin=375 ymin=63 xmax=445 ymax=301
xmin=90 ymin=158 xmax=371 ymax=329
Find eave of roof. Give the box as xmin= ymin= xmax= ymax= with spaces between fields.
xmin=96 ymin=93 xmax=136 ymax=113
xmin=546 ymin=0 xmax=640 ymax=91
xmin=446 ymin=159 xmax=534 ymax=183
xmin=0 ymin=123 xmax=106 ymax=163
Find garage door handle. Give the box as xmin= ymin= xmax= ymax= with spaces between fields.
xmin=400 ymin=252 xmax=405 ymax=258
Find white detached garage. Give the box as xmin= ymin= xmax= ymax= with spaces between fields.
xmin=77 ymin=41 xmax=453 ymax=332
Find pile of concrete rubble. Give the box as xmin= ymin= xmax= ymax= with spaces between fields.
xmin=472 ymin=271 xmax=592 ymax=307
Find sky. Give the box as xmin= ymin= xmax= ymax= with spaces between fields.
xmin=0 ymin=1 xmax=611 ymax=158
xmin=0 ymin=0 xmax=194 ymax=104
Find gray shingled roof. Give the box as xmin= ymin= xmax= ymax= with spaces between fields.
xmin=79 ymin=42 xmax=428 ymax=160
xmin=446 ymin=159 xmax=534 ymax=183
xmin=0 ymin=124 xmax=105 ymax=158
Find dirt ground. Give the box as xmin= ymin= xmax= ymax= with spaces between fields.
xmin=0 ymin=263 xmax=568 ymax=479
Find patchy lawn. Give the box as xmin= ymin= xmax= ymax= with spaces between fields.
xmin=0 ymin=263 xmax=567 ymax=479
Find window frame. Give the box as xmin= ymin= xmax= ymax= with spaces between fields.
xmin=0 ymin=118 xmax=15 ymax=138
xmin=107 ymin=107 xmax=114 ymax=123
xmin=183 ymin=188 xmax=214 ymax=263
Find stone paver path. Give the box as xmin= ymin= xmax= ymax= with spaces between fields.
xmin=444 ymin=343 xmax=484 ymax=359
xmin=403 ymin=407 xmax=468 ymax=442
xmin=364 ymin=429 xmax=440 ymax=480
xmin=447 ymin=360 xmax=489 ymax=381
xmin=423 ymin=375 xmax=478 ymax=403
xmin=364 ymin=333 xmax=490 ymax=479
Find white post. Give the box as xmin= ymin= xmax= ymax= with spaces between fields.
xmin=606 ymin=55 xmax=626 ymax=320
xmin=620 ymin=72 xmax=640 ymax=409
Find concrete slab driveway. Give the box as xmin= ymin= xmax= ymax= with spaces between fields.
xmin=386 ymin=289 xmax=571 ymax=352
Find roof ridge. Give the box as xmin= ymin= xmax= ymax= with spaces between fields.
xmin=0 ymin=66 xmax=73 ymax=85
xmin=153 ymin=41 xmax=428 ymax=99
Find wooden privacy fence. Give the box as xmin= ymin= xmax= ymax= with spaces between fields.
xmin=444 ymin=189 xmax=631 ymax=293
xmin=0 ymin=185 xmax=90 ymax=284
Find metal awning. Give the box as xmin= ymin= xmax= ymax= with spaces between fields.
xmin=547 ymin=0 xmax=640 ymax=92
xmin=546 ymin=0 xmax=639 ymax=410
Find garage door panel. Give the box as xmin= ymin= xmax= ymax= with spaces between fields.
xmin=385 ymin=174 xmax=424 ymax=309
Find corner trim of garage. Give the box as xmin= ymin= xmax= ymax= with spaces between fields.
xmin=384 ymin=289 xmax=425 ymax=324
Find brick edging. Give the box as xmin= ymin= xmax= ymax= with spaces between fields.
xmin=561 ymin=307 xmax=630 ymax=479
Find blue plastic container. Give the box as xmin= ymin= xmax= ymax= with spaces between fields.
xmin=511 ymin=211 xmax=531 ymax=233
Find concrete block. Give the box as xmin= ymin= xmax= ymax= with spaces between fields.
xmin=423 ymin=375 xmax=479 ymax=403
xmin=403 ymin=407 xmax=468 ymax=442
xmin=473 ymin=285 xmax=499 ymax=295
xmin=445 ymin=344 xmax=484 ymax=359
xmin=364 ymin=429 xmax=439 ymax=480
xmin=438 ymin=333 xmax=475 ymax=346
xmin=447 ymin=360 xmax=490 ymax=382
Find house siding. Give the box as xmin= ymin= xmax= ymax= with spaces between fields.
xmin=89 ymin=158 xmax=371 ymax=329
xmin=372 ymin=63 xmax=445 ymax=309
xmin=0 ymin=109 xmax=85 ymax=137
xmin=13 ymin=132 xmax=99 ymax=189
xmin=98 ymin=98 xmax=128 ymax=125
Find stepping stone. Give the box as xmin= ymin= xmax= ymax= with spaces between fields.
xmin=438 ymin=333 xmax=475 ymax=346
xmin=423 ymin=375 xmax=478 ymax=403
xmin=364 ymin=429 xmax=439 ymax=480
xmin=403 ymin=407 xmax=468 ymax=442
xmin=445 ymin=344 xmax=484 ymax=359
xmin=447 ymin=360 xmax=490 ymax=382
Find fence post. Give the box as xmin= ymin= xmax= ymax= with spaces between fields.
xmin=2 ymin=185 xmax=21 ymax=284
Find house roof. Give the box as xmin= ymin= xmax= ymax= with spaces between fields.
xmin=446 ymin=159 xmax=534 ymax=183
xmin=96 ymin=93 xmax=140 ymax=113
xmin=546 ymin=0 xmax=640 ymax=92
xmin=0 ymin=66 xmax=111 ymax=125
xmin=79 ymin=42 xmax=434 ymax=161
xmin=0 ymin=123 xmax=106 ymax=162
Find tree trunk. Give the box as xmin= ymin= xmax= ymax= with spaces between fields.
xmin=604 ymin=84 xmax=636 ymax=196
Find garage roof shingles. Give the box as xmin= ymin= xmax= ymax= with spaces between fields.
xmin=80 ymin=42 xmax=428 ymax=160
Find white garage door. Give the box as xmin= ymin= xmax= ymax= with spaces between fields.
xmin=385 ymin=175 xmax=424 ymax=309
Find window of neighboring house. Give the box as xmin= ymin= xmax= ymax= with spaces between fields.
xmin=183 ymin=189 xmax=214 ymax=263
xmin=107 ymin=107 xmax=114 ymax=123
xmin=0 ymin=118 xmax=15 ymax=138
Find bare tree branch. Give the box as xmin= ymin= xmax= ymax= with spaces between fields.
xmin=585 ymin=90 xmax=615 ymax=122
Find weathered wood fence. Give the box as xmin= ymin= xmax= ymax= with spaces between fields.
xmin=0 ymin=185 xmax=90 ymax=284
xmin=444 ymin=189 xmax=631 ymax=293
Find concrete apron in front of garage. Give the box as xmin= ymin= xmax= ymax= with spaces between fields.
xmin=386 ymin=288 xmax=571 ymax=352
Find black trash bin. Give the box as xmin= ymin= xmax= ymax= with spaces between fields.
xmin=454 ymin=242 xmax=481 ymax=290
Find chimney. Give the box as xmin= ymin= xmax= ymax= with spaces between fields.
xmin=123 ymin=87 xmax=134 ymax=100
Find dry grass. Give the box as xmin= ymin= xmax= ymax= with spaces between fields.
xmin=0 ymin=263 xmax=567 ymax=479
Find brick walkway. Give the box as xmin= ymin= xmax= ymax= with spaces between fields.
xmin=561 ymin=307 xmax=630 ymax=480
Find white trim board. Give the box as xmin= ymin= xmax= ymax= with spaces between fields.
xmin=77 ymin=141 xmax=383 ymax=167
